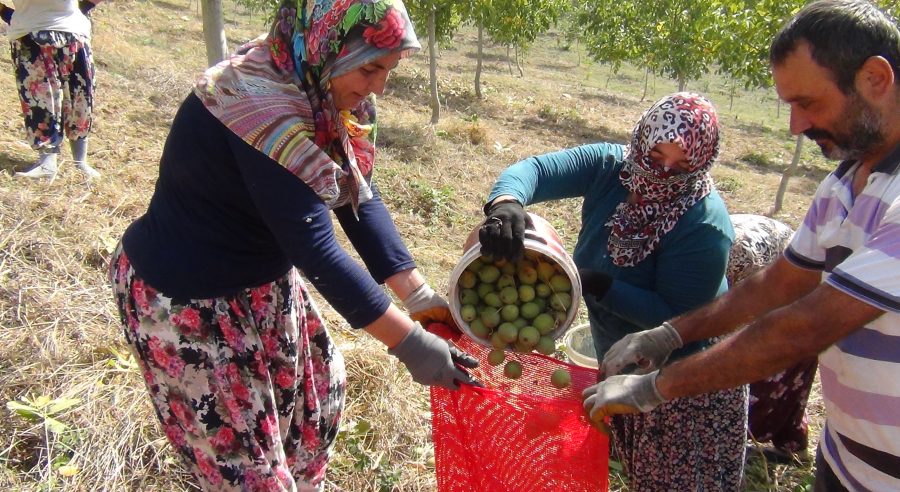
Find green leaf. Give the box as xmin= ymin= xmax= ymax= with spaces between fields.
xmin=373 ymin=1 xmax=389 ymax=21
xmin=6 ymin=401 xmax=42 ymax=421
xmin=342 ymin=4 xmax=362 ymax=33
xmin=46 ymin=398 xmax=81 ymax=416
xmin=44 ymin=416 xmax=69 ymax=434
xmin=362 ymin=4 xmax=377 ymax=23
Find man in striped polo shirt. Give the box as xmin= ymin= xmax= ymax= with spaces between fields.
xmin=581 ymin=1 xmax=900 ymax=490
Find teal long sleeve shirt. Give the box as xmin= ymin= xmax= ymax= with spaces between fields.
xmin=487 ymin=143 xmax=734 ymax=361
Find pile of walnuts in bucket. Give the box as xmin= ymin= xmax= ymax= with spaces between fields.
xmin=450 ymin=248 xmax=580 ymax=389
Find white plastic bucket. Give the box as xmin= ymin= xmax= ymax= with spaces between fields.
xmin=563 ymin=323 xmax=599 ymax=368
xmin=448 ymin=213 xmax=582 ymax=347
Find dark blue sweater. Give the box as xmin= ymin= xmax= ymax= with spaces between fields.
xmin=122 ymin=93 xmax=415 ymax=328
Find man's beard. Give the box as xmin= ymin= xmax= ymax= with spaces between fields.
xmin=803 ymin=92 xmax=885 ymax=161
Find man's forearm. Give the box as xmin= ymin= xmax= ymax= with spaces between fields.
xmin=671 ymin=256 xmax=819 ymax=343
xmin=656 ymin=282 xmax=884 ymax=401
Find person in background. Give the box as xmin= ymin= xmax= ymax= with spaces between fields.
xmin=478 ymin=92 xmax=747 ymax=490
xmin=2 ymin=0 xmax=102 ymax=181
xmin=585 ymin=1 xmax=900 ymax=490
xmin=728 ymin=214 xmax=817 ymax=464
xmin=110 ymin=0 xmax=477 ymax=490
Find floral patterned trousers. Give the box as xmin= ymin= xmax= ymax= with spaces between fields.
xmin=612 ymin=382 xmax=748 ymax=491
xmin=110 ymin=246 xmax=346 ymax=491
xmin=11 ymin=30 xmax=94 ymax=151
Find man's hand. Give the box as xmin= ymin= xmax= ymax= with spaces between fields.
xmin=582 ymin=371 xmax=666 ymax=422
xmin=602 ymin=322 xmax=683 ymax=376
xmin=478 ymin=200 xmax=532 ymax=262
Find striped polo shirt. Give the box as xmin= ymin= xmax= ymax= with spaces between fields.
xmin=785 ymin=143 xmax=900 ymax=491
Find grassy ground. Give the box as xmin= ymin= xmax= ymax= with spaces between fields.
xmin=0 ymin=1 xmax=830 ymax=490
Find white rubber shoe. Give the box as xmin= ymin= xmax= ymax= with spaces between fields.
xmin=74 ymin=160 xmax=101 ymax=180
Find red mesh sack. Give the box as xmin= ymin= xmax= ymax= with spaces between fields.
xmin=428 ymin=323 xmax=608 ymax=492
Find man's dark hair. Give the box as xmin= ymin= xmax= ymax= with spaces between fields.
xmin=770 ymin=0 xmax=900 ymax=93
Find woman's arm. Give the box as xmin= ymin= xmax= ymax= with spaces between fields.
xmin=232 ymin=134 xmax=397 ymax=330
xmin=487 ymin=143 xmax=624 ymax=207
xmin=333 ymin=187 xmax=419 ymax=296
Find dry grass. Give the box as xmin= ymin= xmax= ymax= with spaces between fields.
xmin=0 ymin=1 xmax=829 ymax=490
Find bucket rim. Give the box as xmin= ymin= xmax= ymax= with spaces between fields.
xmin=563 ymin=323 xmax=599 ymax=369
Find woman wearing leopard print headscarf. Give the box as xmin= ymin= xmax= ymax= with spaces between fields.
xmin=481 ymin=92 xmax=747 ymax=490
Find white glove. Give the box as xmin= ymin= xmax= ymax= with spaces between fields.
xmin=582 ymin=371 xmax=666 ymax=422
xmin=602 ymin=322 xmax=683 ymax=377
xmin=402 ymin=283 xmax=453 ymax=326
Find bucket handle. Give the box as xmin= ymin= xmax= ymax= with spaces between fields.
xmin=524 ymin=229 xmax=548 ymax=245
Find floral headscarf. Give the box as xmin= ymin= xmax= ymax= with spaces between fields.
xmin=606 ymin=92 xmax=720 ymax=267
xmin=195 ymin=0 xmax=420 ymax=212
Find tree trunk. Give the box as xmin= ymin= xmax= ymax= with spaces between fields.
xmin=641 ymin=67 xmax=650 ymax=102
xmin=776 ymin=99 xmax=781 ymax=119
xmin=428 ymin=9 xmax=440 ymax=124
xmin=677 ymin=77 xmax=687 ymax=92
xmin=475 ymin=18 xmax=484 ymax=99
xmin=729 ymin=81 xmax=736 ymax=111
xmin=515 ymin=45 xmax=523 ymax=77
xmin=201 ymin=0 xmax=227 ymax=66
xmin=507 ymin=45 xmax=513 ymax=75
xmin=575 ymin=36 xmax=580 ymax=66
xmin=770 ymin=135 xmax=805 ymax=215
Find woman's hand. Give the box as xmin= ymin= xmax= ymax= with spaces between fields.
xmin=479 ymin=199 xmax=532 ymax=262
xmin=388 ymin=322 xmax=479 ymax=389
xmin=402 ymin=283 xmax=455 ymax=326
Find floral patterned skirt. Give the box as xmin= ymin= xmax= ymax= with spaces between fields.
xmin=611 ymin=382 xmax=748 ymax=491
xmin=748 ymin=358 xmax=817 ymax=453
xmin=110 ymin=245 xmax=346 ymax=491
xmin=728 ymin=214 xmax=815 ymax=454
xmin=11 ymin=30 xmax=94 ymax=151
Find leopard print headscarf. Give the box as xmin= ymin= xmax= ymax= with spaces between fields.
xmin=606 ymin=92 xmax=720 ymax=267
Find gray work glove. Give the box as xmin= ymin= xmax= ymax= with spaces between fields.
xmin=402 ymin=283 xmax=453 ymax=326
xmin=388 ymin=322 xmax=479 ymax=389
xmin=582 ymin=370 xmax=666 ymax=422
xmin=602 ymin=322 xmax=683 ymax=377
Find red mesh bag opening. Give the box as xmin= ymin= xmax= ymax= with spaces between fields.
xmin=428 ymin=323 xmax=609 ymax=492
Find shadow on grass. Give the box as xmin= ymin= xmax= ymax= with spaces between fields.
xmin=733 ymin=120 xmax=777 ymax=137
xmin=578 ymin=90 xmax=640 ymax=108
xmin=386 ymin=72 xmax=508 ymax=122
xmin=150 ymin=0 xmax=187 ymax=11
xmin=519 ymin=114 xmax=630 ymax=146
xmin=0 ymin=152 xmax=33 ymax=174
xmin=731 ymin=153 xmax=833 ymax=184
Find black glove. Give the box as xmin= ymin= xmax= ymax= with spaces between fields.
xmin=579 ymin=268 xmax=614 ymax=300
xmin=479 ymin=200 xmax=532 ymax=262
xmin=1 ymin=6 xmax=14 ymax=24
xmin=78 ymin=0 xmax=95 ymax=15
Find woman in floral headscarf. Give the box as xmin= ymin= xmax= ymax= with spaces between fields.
xmin=479 ymin=93 xmax=747 ymax=489
xmin=109 ymin=0 xmax=477 ymax=489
